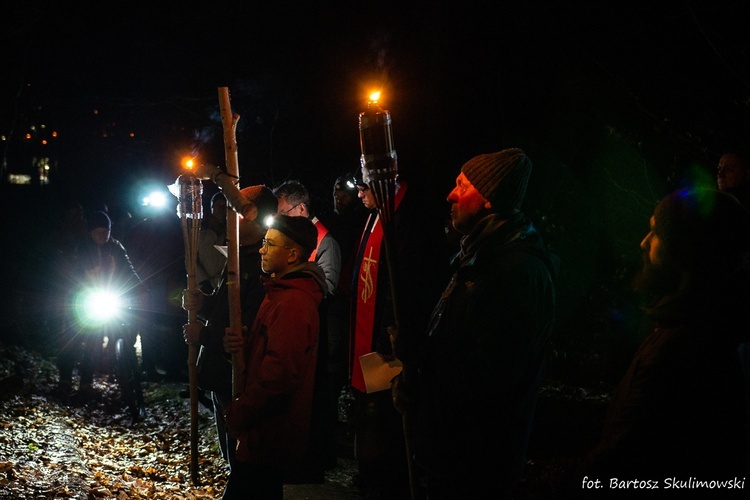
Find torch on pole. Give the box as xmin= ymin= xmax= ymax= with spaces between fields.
xmin=170 ymin=167 xmax=203 ymax=485
xmin=358 ymin=92 xmax=417 ymax=500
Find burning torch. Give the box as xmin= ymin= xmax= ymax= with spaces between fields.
xmin=169 ymin=159 xmax=202 ymax=485
xmin=358 ymin=90 xmax=403 ymax=335
xmin=359 ymin=91 xmax=398 ymax=224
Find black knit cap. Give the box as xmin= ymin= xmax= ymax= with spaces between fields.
xmin=88 ymin=211 xmax=111 ymax=231
xmin=267 ymin=214 xmax=318 ymax=255
xmin=461 ymin=148 xmax=532 ymax=214
xmin=654 ymin=188 xmax=750 ymax=275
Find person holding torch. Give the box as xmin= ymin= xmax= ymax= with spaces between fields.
xmin=350 ymin=96 xmax=451 ymax=497
xmin=181 ymin=185 xmax=278 ymax=473
xmin=221 ymin=214 xmax=327 ymax=499
xmin=393 ymin=149 xmax=558 ymax=499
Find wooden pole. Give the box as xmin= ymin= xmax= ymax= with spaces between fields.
xmin=217 ymin=87 xmax=244 ymax=398
xmin=176 ymin=175 xmax=203 ymax=485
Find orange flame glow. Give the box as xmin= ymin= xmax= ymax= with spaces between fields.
xmin=182 ymin=157 xmax=195 ymax=170
xmin=369 ymin=91 xmax=381 ymax=103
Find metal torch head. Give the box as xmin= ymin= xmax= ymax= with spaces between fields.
xmin=358 ymin=99 xmax=398 ymax=222
xmin=175 ymin=174 xmax=203 ymax=219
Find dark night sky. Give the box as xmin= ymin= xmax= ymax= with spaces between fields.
xmin=2 ymin=1 xmax=749 ymax=355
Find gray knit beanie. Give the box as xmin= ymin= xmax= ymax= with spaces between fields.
xmin=461 ymin=148 xmax=532 ymax=214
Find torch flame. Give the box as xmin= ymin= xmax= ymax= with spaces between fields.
xmin=182 ymin=157 xmax=195 ymax=170
xmin=369 ymin=91 xmax=381 ymax=103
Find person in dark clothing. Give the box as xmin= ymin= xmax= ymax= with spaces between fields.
xmin=349 ymin=168 xmax=450 ymax=499
xmin=65 ymin=211 xmax=146 ymax=409
xmin=126 ymin=208 xmax=186 ymax=382
xmin=559 ymin=188 xmax=750 ymax=498
xmin=182 ymin=185 xmax=278 ymax=472
xmin=394 ymin=148 xmax=558 ymax=499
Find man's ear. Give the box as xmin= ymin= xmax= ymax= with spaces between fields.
xmin=287 ymin=247 xmax=300 ymax=265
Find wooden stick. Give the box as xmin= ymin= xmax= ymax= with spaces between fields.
xmin=182 ymin=217 xmax=200 ymax=485
xmin=217 ymin=87 xmax=244 ymax=398
xmin=177 ymin=175 xmax=203 ymax=485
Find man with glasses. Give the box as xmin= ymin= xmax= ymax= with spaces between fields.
xmin=273 ymin=180 xmax=341 ymax=297
xmin=222 ymin=214 xmax=327 ymax=499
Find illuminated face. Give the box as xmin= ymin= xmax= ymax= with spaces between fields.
xmin=640 ymin=215 xmax=664 ymax=266
xmin=447 ymin=173 xmax=490 ymax=235
xmin=91 ymin=227 xmax=110 ymax=245
xmin=358 ymin=186 xmax=377 ymax=210
xmin=259 ymin=228 xmax=295 ymax=275
xmin=717 ymin=153 xmax=748 ymax=191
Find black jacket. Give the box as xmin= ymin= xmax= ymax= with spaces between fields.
xmin=414 ymin=211 xmax=557 ymax=499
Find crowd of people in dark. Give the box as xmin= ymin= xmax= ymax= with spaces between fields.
xmin=3 ymin=146 xmax=750 ymax=499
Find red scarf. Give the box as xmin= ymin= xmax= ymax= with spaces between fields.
xmin=351 ymin=184 xmax=406 ymax=392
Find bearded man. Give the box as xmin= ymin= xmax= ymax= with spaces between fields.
xmin=567 ymin=188 xmax=750 ymax=495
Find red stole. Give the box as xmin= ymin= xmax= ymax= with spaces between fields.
xmin=351 ymin=184 xmax=406 ymax=392
xmin=308 ymin=217 xmax=328 ymax=262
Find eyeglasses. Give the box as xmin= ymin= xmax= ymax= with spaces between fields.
xmin=261 ymin=238 xmax=292 ymax=250
xmin=278 ymin=202 xmax=303 ymax=215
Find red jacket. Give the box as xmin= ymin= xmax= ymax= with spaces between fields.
xmin=224 ymin=262 xmax=325 ymax=470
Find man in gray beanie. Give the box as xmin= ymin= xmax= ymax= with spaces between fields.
xmin=393 ymin=147 xmax=557 ymax=499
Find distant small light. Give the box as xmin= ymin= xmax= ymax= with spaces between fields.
xmin=42 ymin=140 xmax=48 ymax=145
xmin=129 ymin=132 xmax=135 ymax=138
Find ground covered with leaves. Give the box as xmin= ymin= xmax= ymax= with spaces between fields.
xmin=0 ymin=340 xmax=615 ymax=499
xmin=0 ymin=343 xmax=230 ymax=499
xmin=0 ymin=343 xmax=360 ymax=499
